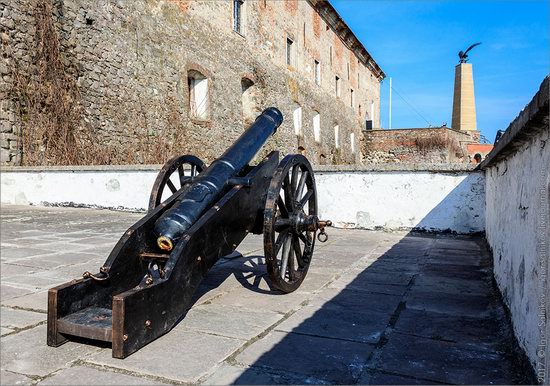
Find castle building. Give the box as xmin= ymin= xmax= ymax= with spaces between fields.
xmin=1 ymin=0 xmax=385 ymax=166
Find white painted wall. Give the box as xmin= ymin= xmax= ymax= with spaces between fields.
xmin=1 ymin=167 xmax=485 ymax=233
xmin=0 ymin=169 xmax=158 ymax=211
xmin=316 ymin=171 xmax=485 ymax=233
xmin=485 ymin=129 xmax=550 ymax=371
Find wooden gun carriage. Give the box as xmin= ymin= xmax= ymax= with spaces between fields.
xmin=47 ymin=108 xmax=331 ymax=358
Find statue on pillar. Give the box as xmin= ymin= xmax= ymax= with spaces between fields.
xmin=458 ymin=42 xmax=482 ymax=63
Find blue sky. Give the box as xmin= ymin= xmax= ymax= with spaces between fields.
xmin=331 ymin=0 xmax=549 ymax=143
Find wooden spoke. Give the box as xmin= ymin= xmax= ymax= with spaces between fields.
xmin=298 ymin=189 xmax=313 ymax=209
xmin=290 ymin=165 xmax=299 ymax=196
xmin=283 ymin=174 xmax=294 ymax=211
xmin=277 ymin=195 xmax=289 ymax=218
xmin=280 ymin=236 xmax=292 ymax=279
xmin=274 ymin=228 xmax=290 ymax=256
xmin=177 ymin=165 xmax=185 ymax=186
xmin=296 ymin=170 xmax=308 ymax=201
xmin=287 ymin=242 xmax=296 ymax=280
xmin=293 ymin=234 xmax=304 ymax=266
xmin=166 ymin=179 xmax=177 ymax=194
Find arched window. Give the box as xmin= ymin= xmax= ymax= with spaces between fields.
xmin=293 ymin=104 xmax=303 ymax=136
xmin=241 ymin=78 xmax=257 ymax=125
xmin=188 ymin=70 xmax=209 ymax=120
xmin=334 ymin=125 xmax=340 ymax=149
xmin=320 ymin=154 xmax=327 ymax=165
xmin=298 ymin=146 xmax=306 ymax=155
xmin=313 ymin=112 xmax=321 ymax=143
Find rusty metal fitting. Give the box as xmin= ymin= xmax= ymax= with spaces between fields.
xmin=157 ymin=236 xmax=174 ymax=252
xmin=145 ymin=320 xmax=152 ymax=328
xmin=82 ymin=269 xmax=110 ymax=282
xmin=316 ymin=219 xmax=332 ymax=243
xmin=145 ymin=276 xmax=153 ymax=285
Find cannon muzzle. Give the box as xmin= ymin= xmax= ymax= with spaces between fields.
xmin=154 ymin=108 xmax=283 ymax=250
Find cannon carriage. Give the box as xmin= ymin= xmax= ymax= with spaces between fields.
xmin=47 ymin=108 xmax=331 ymax=358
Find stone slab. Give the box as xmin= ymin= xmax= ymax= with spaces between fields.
xmin=0 ymin=247 xmax=54 ymax=261
xmin=37 ymin=366 xmax=170 ymax=385
xmin=87 ymin=329 xmax=244 ymax=383
xmin=412 ymin=274 xmax=492 ymax=296
xmin=0 ymin=325 xmax=100 ymax=377
xmin=181 ymin=303 xmax=282 ymax=340
xmin=1 ymin=307 xmax=45 ymax=329
xmin=0 ymin=369 xmax=33 ymax=385
xmin=422 ymin=263 xmax=490 ymax=281
xmin=0 ymin=285 xmax=34 ymax=301
xmin=1 ymin=290 xmax=48 ymax=312
xmin=328 ymin=270 xmax=409 ymax=296
xmin=363 ymin=370 xmax=441 ymax=385
xmin=394 ymin=308 xmax=503 ymax=353
xmin=406 ymin=289 xmax=492 ymax=318
xmin=200 ymin=363 xmax=330 ymax=385
xmin=377 ymin=332 xmax=521 ymax=384
xmin=276 ymin=305 xmax=390 ymax=344
xmin=235 ymin=330 xmax=375 ymax=384
xmin=214 ymin=286 xmax=311 ymax=314
xmin=309 ymin=288 xmax=402 ymax=316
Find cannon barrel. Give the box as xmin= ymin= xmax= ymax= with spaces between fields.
xmin=154 ymin=107 xmax=284 ymax=251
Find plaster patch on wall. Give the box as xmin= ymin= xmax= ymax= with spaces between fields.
xmin=106 ymin=179 xmax=121 ymax=192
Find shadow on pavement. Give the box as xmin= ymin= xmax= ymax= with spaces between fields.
xmin=227 ymin=177 xmax=534 ymax=385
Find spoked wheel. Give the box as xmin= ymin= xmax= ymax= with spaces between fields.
xmin=148 ymin=155 xmax=206 ymax=211
xmin=263 ymin=154 xmax=322 ymax=293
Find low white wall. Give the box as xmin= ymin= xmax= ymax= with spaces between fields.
xmin=0 ymin=168 xmax=159 ymax=211
xmin=1 ymin=165 xmax=485 ymax=234
xmin=485 ymin=130 xmax=550 ymax=373
xmin=316 ymin=171 xmax=485 ymax=233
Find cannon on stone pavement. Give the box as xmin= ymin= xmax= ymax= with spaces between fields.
xmin=47 ymin=108 xmax=332 ymax=358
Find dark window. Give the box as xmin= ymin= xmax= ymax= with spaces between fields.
xmin=314 ymin=60 xmax=321 ymax=85
xmin=286 ymin=38 xmax=293 ymax=66
xmin=233 ymin=0 xmax=244 ymax=34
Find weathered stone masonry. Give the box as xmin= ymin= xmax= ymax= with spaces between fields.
xmin=0 ymin=0 xmax=384 ymax=166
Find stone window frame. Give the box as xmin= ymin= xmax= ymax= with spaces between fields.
xmin=334 ymin=124 xmax=340 ymax=149
xmin=185 ymin=63 xmax=213 ymax=126
xmin=350 ymin=132 xmax=356 ymax=154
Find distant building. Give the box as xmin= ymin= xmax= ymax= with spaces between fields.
xmin=2 ymin=0 xmax=384 ymax=166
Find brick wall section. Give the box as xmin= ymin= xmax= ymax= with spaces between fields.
xmin=0 ymin=0 xmax=383 ymax=166
xmin=361 ymin=127 xmax=474 ymax=163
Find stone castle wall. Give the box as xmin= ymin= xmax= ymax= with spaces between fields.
xmin=0 ymin=0 xmax=382 ymax=166
xmin=361 ymin=127 xmax=473 ymax=164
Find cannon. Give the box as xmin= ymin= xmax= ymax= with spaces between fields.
xmin=47 ymin=108 xmax=331 ymax=358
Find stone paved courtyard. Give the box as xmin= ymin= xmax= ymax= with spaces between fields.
xmin=0 ymin=205 xmax=531 ymax=385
